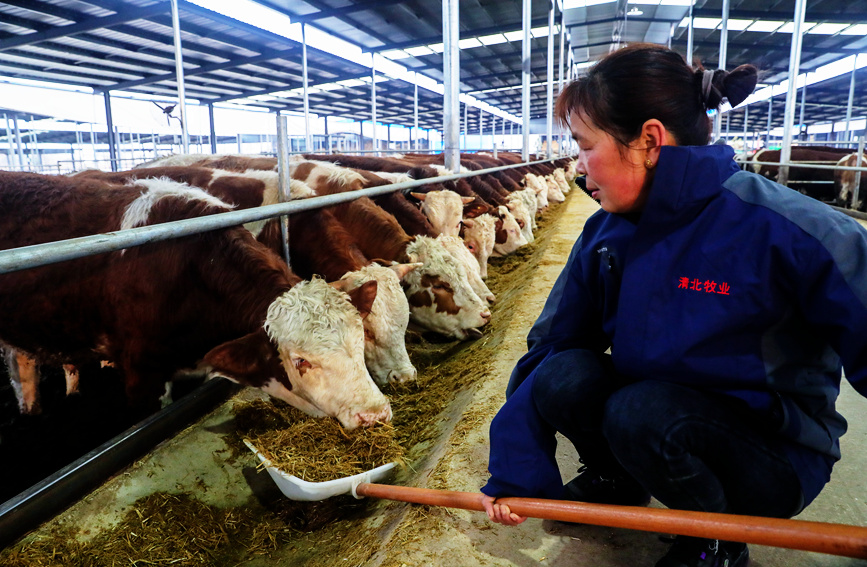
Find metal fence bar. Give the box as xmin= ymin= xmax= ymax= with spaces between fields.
xmin=0 ymin=159 xmax=561 ymax=275
xmin=750 ymin=160 xmax=867 ymax=172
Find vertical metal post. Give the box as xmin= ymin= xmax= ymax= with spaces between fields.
xmin=798 ymin=79 xmax=807 ymax=141
xmin=208 ymin=103 xmax=217 ymax=153
xmin=479 ymin=107 xmax=483 ymax=149
xmin=442 ymin=0 xmax=460 ymax=170
xmin=853 ymin=135 xmax=865 ymax=208
xmin=844 ymin=56 xmax=857 ymax=143
xmin=4 ymin=114 xmax=17 ymax=169
xmin=371 ymin=56 xmax=378 ymax=156
xmin=169 ymin=0 xmax=189 ymax=153
xmin=276 ymin=115 xmax=292 ymax=267
xmin=778 ymin=0 xmax=807 ymax=186
xmin=686 ymin=0 xmax=694 ymax=66
xmin=302 ymin=23 xmax=312 ymax=152
xmin=742 ymin=104 xmax=749 ymax=157
xmin=103 ymin=91 xmax=117 ymax=171
xmin=766 ymin=98 xmax=773 ymax=146
xmin=414 ymin=75 xmax=419 ymax=151
xmin=546 ymin=0 xmax=554 ymax=159
xmin=324 ymin=115 xmax=329 ymax=153
xmin=463 ymin=103 xmax=468 ymax=150
xmin=713 ymin=0 xmax=729 ymax=140
xmin=494 ymin=115 xmax=499 ymax=159
xmin=522 ymin=0 xmax=532 ymax=162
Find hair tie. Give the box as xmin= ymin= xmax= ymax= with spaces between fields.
xmin=701 ymin=69 xmax=715 ymax=106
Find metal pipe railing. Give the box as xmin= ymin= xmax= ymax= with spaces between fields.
xmin=0 ymin=158 xmax=562 ymax=275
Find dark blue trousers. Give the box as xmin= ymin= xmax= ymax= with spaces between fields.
xmin=529 ymin=349 xmax=804 ymax=517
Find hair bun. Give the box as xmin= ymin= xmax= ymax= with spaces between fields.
xmin=721 ymin=64 xmax=758 ymax=107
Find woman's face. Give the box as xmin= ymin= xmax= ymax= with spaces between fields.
xmin=570 ymin=110 xmax=650 ymax=214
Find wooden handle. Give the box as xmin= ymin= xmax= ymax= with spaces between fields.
xmin=355 ymin=483 xmax=867 ymax=559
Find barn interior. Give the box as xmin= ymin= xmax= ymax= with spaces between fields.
xmin=1 ymin=1 xmax=867 ymax=566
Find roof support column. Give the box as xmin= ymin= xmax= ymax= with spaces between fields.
xmin=559 ymin=11 xmax=565 ymax=156
xmin=414 ymin=75 xmax=419 ymax=151
xmin=844 ymin=56 xmax=858 ymax=143
xmin=276 ymin=115 xmax=292 ymax=268
xmin=546 ymin=0 xmax=554 ymax=159
xmin=208 ymin=103 xmax=216 ymax=153
xmin=103 ymin=91 xmax=117 ymax=171
xmin=686 ymin=0 xmax=694 ymax=66
xmin=742 ymin=104 xmax=749 ymax=157
xmin=522 ymin=0 xmax=532 ymax=162
xmin=713 ymin=0 xmax=729 ymax=141
xmin=778 ymin=0 xmax=807 ymax=186
xmin=442 ymin=0 xmax=460 ymax=171
xmin=3 ymin=114 xmax=14 ymax=168
xmin=169 ymin=0 xmax=189 ymax=154
xmin=766 ymin=99 xmax=773 ymax=145
xmin=371 ymin=56 xmax=378 ymax=156
xmin=798 ymin=78 xmax=807 ymax=140
xmin=302 ymin=22 xmax=312 ymax=153
xmin=463 ymin=103 xmax=468 ymax=150
xmin=494 ymin=115 xmax=499 ymax=159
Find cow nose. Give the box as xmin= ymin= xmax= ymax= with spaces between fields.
xmin=388 ymin=367 xmax=417 ymax=383
xmin=355 ymin=402 xmax=393 ymax=427
xmin=481 ymin=310 xmax=492 ymax=322
xmin=485 ymin=294 xmax=496 ymax=305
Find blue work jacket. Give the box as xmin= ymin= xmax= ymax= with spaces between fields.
xmin=482 ymin=144 xmax=867 ymax=506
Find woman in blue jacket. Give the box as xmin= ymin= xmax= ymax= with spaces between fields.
xmin=478 ymin=43 xmax=867 ymax=567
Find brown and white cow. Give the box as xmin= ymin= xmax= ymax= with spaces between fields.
xmin=492 ymin=205 xmax=529 ymax=257
xmin=834 ymin=153 xmax=867 ymax=211
xmin=0 ymin=172 xmax=389 ymax=429
xmin=460 ymin=213 xmax=497 ymax=279
xmin=506 ymin=195 xmax=535 ymax=244
xmin=435 ymin=234 xmax=495 ymax=305
xmin=410 ymin=190 xmax=475 ymax=237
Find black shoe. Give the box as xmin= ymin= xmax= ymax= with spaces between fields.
xmin=563 ymin=465 xmax=651 ymax=506
xmin=655 ymin=536 xmax=749 ymax=567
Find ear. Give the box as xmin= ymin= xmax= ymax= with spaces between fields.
xmin=462 ymin=218 xmax=475 ymax=228
xmin=641 ymin=119 xmax=670 ymax=162
xmin=410 ymin=192 xmax=427 ymax=201
xmin=390 ymin=262 xmax=423 ymax=281
xmin=506 ymin=201 xmax=517 ymax=210
xmin=371 ymin=257 xmax=391 ymax=267
xmin=204 ymin=328 xmax=290 ymax=388
xmin=346 ymin=279 xmax=378 ymax=319
xmin=460 ymin=196 xmax=475 ymax=205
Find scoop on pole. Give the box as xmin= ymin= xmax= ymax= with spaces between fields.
xmin=353 ymin=482 xmax=867 ymax=560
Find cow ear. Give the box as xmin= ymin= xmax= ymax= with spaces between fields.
xmin=204 ymin=328 xmax=290 ymax=388
xmin=462 ymin=218 xmax=475 ymax=228
xmin=370 ymin=257 xmax=392 ymax=267
xmin=410 ymin=192 xmax=427 ymax=201
xmin=390 ymin=262 xmax=422 ymax=281
xmin=345 ymin=280 xmax=377 ymax=319
xmin=460 ymin=196 xmax=475 ymax=205
xmin=506 ymin=201 xmax=517 ymax=210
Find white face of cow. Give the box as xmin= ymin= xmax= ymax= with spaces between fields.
xmin=413 ymin=190 xmax=466 ymax=236
xmin=461 ymin=214 xmax=496 ymax=279
xmin=264 ymin=279 xmax=391 ymax=429
xmin=336 ymin=263 xmax=419 ymax=386
xmin=436 ymin=235 xmax=495 ymax=305
xmin=545 ymin=175 xmax=566 ymax=203
xmin=403 ymin=236 xmax=491 ymax=340
xmin=553 ymin=169 xmax=572 ymax=194
xmin=506 ymin=198 xmax=535 ymax=244
xmin=493 ymin=206 xmax=529 ymax=256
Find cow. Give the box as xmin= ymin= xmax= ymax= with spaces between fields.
xmin=506 ymin=195 xmax=534 ymax=244
xmin=492 ymin=205 xmax=529 ymax=257
xmin=545 ymin=175 xmax=566 ymax=204
xmin=460 ymin=214 xmax=497 ymax=279
xmin=0 ymin=171 xmax=390 ymax=429
xmin=751 ymin=146 xmax=855 ymax=202
xmin=72 ymin=166 xmax=419 ymax=387
xmin=435 ymin=234 xmax=495 ymax=305
xmin=410 ymin=190 xmax=475 ymax=236
xmin=834 ymin=153 xmax=867 ymax=211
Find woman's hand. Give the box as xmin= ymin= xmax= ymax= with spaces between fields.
xmin=480 ymin=494 xmax=527 ymax=526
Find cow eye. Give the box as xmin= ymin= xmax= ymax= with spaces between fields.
xmin=293 ymin=357 xmax=312 ymax=375
xmin=467 ymin=243 xmax=476 ymax=251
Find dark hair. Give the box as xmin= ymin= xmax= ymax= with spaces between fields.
xmin=555 ymin=43 xmax=758 ymax=147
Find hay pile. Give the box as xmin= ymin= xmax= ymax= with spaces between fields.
xmin=236 ymin=400 xmax=406 ymax=482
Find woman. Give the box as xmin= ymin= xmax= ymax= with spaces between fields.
xmin=477 ymin=43 xmax=867 ymax=567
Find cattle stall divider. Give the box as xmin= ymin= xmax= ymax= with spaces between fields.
xmin=0 ymin=156 xmax=566 ymax=549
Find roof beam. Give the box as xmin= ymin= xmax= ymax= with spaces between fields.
xmin=367 ymin=17 xmax=552 ymax=53
xmin=0 ymin=3 xmax=169 ymax=52
xmin=292 ymin=0 xmax=406 ymax=23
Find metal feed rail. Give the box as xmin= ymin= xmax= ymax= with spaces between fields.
xmin=0 ymin=156 xmax=563 ymax=550
xmin=0 ymin=158 xmax=559 ymax=275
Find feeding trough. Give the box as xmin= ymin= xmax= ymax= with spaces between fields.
xmin=243 ymin=439 xmax=398 ymax=501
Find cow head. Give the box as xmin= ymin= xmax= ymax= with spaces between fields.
xmin=401 ymin=236 xmax=491 ymax=340
xmin=204 ymin=278 xmax=390 ymax=429
xmin=460 ymin=214 xmax=496 ymax=279
xmin=435 ymin=235 xmax=495 ymax=305
xmin=492 ymin=206 xmax=528 ymax=256
xmin=545 ymin=176 xmax=566 ymax=203
xmin=411 ymin=190 xmax=475 ymax=236
xmin=506 ymin=198 xmax=534 ymax=244
xmin=336 ymin=263 xmax=421 ymax=386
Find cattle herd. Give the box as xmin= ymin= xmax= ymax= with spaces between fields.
xmin=0 ymin=152 xmax=579 ymax=433
xmin=739 ymin=145 xmax=867 ymax=210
